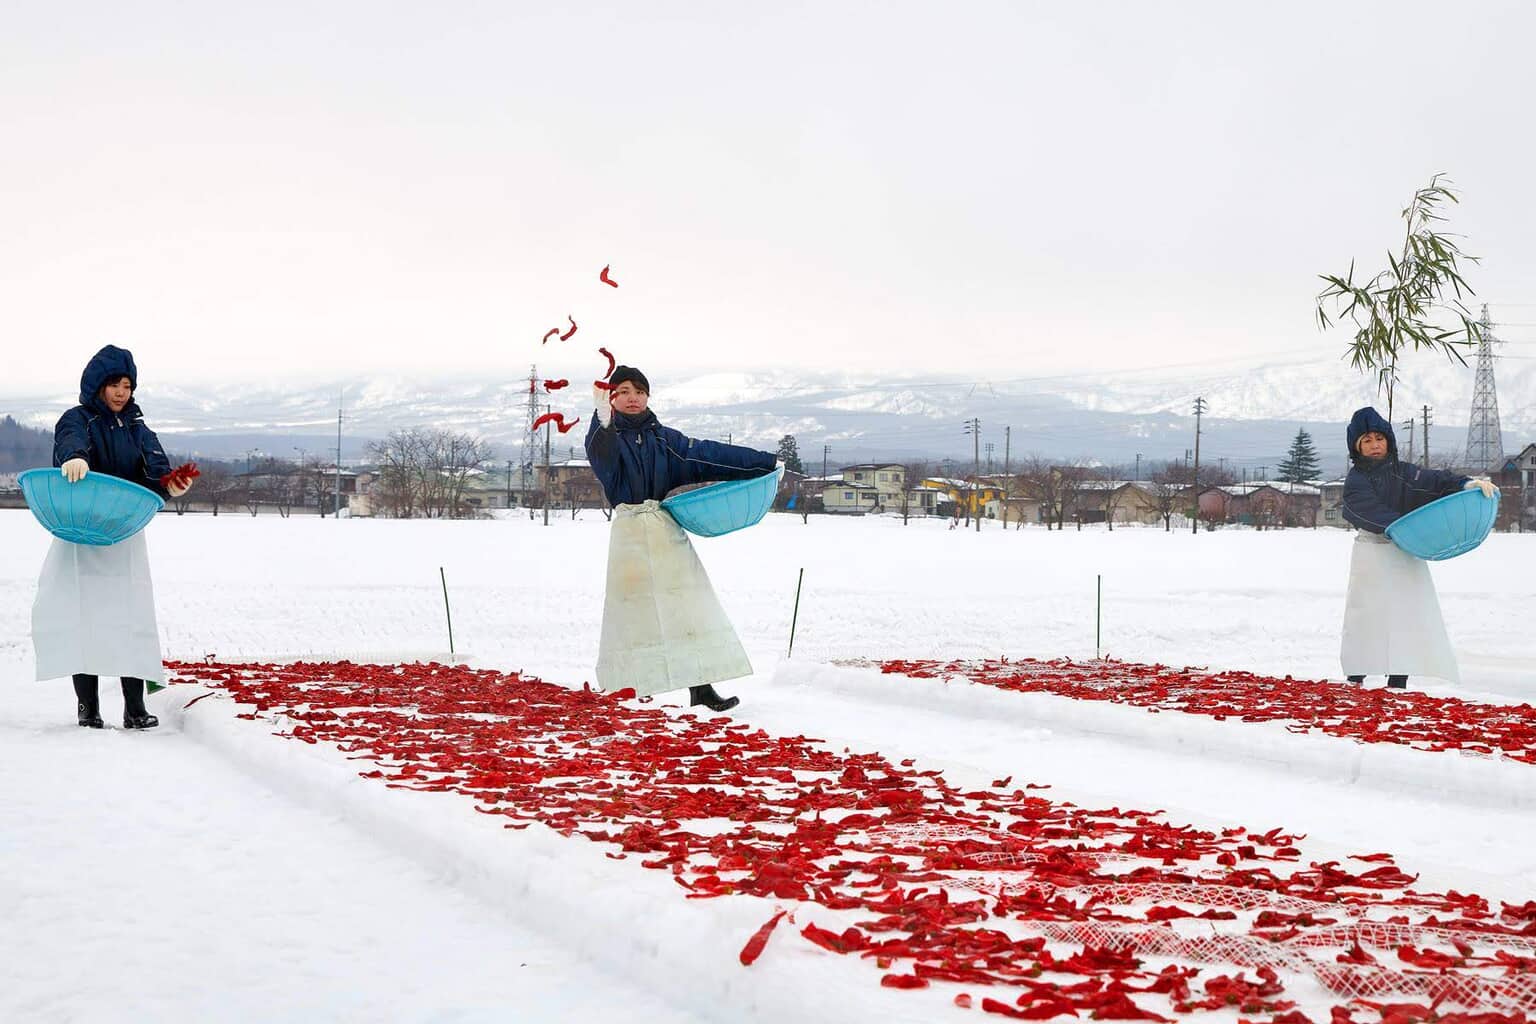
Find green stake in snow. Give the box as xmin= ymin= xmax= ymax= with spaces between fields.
xmin=788 ymin=568 xmax=805 ymax=658
xmin=440 ymin=566 xmax=455 ymax=657
xmin=1095 ymin=574 xmax=1102 ymax=661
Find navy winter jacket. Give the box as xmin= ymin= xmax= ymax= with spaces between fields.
xmin=1340 ymin=407 xmax=1466 ymax=534
xmin=585 ymin=407 xmax=776 ymax=507
xmin=53 ymin=345 xmax=173 ymax=499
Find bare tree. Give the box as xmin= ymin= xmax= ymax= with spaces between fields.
xmin=1149 ymin=460 xmax=1192 ymax=532
xmin=1098 ymin=464 xmax=1129 ymax=531
xmin=242 ymin=475 xmax=261 ymax=516
xmin=200 ymin=463 xmax=235 ymax=516
xmin=1016 ymin=455 xmax=1059 ymax=531
xmin=299 ymin=456 xmax=336 ymax=516
xmin=1055 ymin=461 xmax=1094 ymax=531
xmin=367 ymin=428 xmax=494 ymax=519
xmin=899 ymin=461 xmax=931 ymax=525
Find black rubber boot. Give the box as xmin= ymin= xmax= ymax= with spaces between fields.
xmin=1346 ymin=675 xmax=1365 ymax=684
xmin=73 ymin=674 xmax=104 ymax=729
xmin=689 ymin=684 xmax=740 ymax=713
xmin=1387 ymin=675 xmax=1408 ymax=690
xmin=121 ymin=677 xmax=159 ymax=730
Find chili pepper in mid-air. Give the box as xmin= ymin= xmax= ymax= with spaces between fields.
xmin=542 ymin=328 xmax=560 ymax=345
xmin=600 ymin=264 xmax=618 ymax=288
xmin=532 ymin=412 xmax=582 ymax=434
xmin=543 ymin=380 xmax=570 ymax=392
xmin=560 ymin=316 xmax=578 ymax=341
xmin=594 ymin=347 xmax=618 ymax=389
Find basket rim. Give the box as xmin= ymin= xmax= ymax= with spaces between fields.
xmin=18 ymin=466 xmax=166 ymax=508
xmin=661 ymin=465 xmax=783 ymax=510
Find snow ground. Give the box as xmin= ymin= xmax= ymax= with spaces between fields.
xmin=2 ymin=510 xmax=1534 ymax=1020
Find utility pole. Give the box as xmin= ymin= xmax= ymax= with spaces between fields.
xmin=506 ymin=459 xmax=513 ymax=509
xmin=1134 ymin=452 xmax=1141 ymax=481
xmin=334 ymin=389 xmax=343 ymax=518
xmin=963 ymin=418 xmax=981 ymax=531
xmin=540 ymin=402 xmax=552 ymax=528
xmin=1422 ymin=405 xmax=1432 ymax=468
xmin=1190 ymin=397 xmax=1206 ymax=534
xmin=1402 ymin=419 xmax=1415 ymax=465
xmin=984 ymin=441 xmax=995 ymax=474
xmin=1003 ymin=426 xmax=1011 ymax=522
xmin=822 ymin=444 xmax=831 ymax=483
xmin=524 ymin=365 xmax=541 ymax=520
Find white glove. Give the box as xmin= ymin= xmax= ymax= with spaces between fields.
xmin=593 ymin=385 xmax=613 ymax=426
xmin=61 ymin=458 xmax=89 ymax=483
xmin=167 ymin=478 xmax=194 ymax=498
xmin=1464 ymin=478 xmax=1499 ymax=499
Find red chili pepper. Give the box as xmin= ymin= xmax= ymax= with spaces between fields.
xmin=738 ymin=910 xmax=786 ymax=966
xmin=541 ymin=328 xmax=559 ymax=345
xmin=600 ymin=264 xmax=618 ymax=288
xmin=560 ymin=316 xmax=578 ymax=342
xmin=543 ymin=380 xmax=569 ymax=392
xmin=159 ymin=462 xmax=201 ymax=490
xmin=531 ymin=412 xmax=582 ymax=434
xmin=594 ymin=346 xmax=617 ymax=389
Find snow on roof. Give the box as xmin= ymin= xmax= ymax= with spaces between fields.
xmin=1216 ymin=482 xmax=1322 ymax=497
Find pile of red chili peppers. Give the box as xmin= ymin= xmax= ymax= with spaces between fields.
xmin=872 ymin=658 xmax=1536 ymax=768
xmin=165 ymin=660 xmax=1536 ymax=1023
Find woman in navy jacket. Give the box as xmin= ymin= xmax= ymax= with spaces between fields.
xmin=35 ymin=346 xmax=193 ymax=729
xmin=585 ymin=366 xmax=776 ymax=712
xmin=1338 ymin=406 xmax=1493 ymax=689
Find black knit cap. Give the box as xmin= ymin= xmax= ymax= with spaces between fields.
xmin=609 ymin=365 xmax=650 ymax=394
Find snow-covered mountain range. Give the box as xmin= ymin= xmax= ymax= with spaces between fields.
xmin=5 ymin=351 xmax=1532 ymax=475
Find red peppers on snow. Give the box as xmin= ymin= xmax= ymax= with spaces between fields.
xmin=542 ymin=328 xmax=560 ymax=345
xmin=600 ymin=264 xmax=618 ymax=288
xmin=160 ymin=659 xmax=1536 ymax=1021
xmin=543 ymin=380 xmax=570 ymax=392
xmin=560 ymin=316 xmax=578 ymax=342
xmin=873 ymin=657 xmax=1536 ymax=768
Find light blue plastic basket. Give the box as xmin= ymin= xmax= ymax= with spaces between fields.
xmin=662 ymin=466 xmax=783 ymax=538
xmin=19 ymin=468 xmax=164 ymax=546
xmin=1385 ymin=488 xmax=1498 ymax=561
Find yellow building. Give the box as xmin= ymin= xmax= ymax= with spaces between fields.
xmin=920 ymin=477 xmax=1004 ymax=517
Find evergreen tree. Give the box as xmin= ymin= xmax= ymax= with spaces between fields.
xmin=775 ymin=434 xmax=805 ymax=474
xmin=1276 ymin=428 xmax=1321 ymax=483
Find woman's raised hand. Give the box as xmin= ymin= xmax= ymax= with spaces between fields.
xmin=1464 ymin=478 xmax=1499 ymax=499
xmin=60 ymin=458 xmax=89 ymax=483
xmin=593 ymin=384 xmax=613 ymax=426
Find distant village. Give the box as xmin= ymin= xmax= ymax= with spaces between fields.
xmin=3 ymin=418 xmax=1532 ymax=532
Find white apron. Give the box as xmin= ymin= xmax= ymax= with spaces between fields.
xmin=596 ymin=501 xmax=752 ymax=697
xmin=1339 ymin=531 xmax=1459 ymax=683
xmin=32 ymin=533 xmax=165 ymax=684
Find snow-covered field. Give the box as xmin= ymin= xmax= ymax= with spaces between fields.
xmin=3 ymin=509 xmax=1534 ymax=1021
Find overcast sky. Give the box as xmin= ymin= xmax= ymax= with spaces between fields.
xmin=3 ymin=0 xmax=1534 ymax=396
